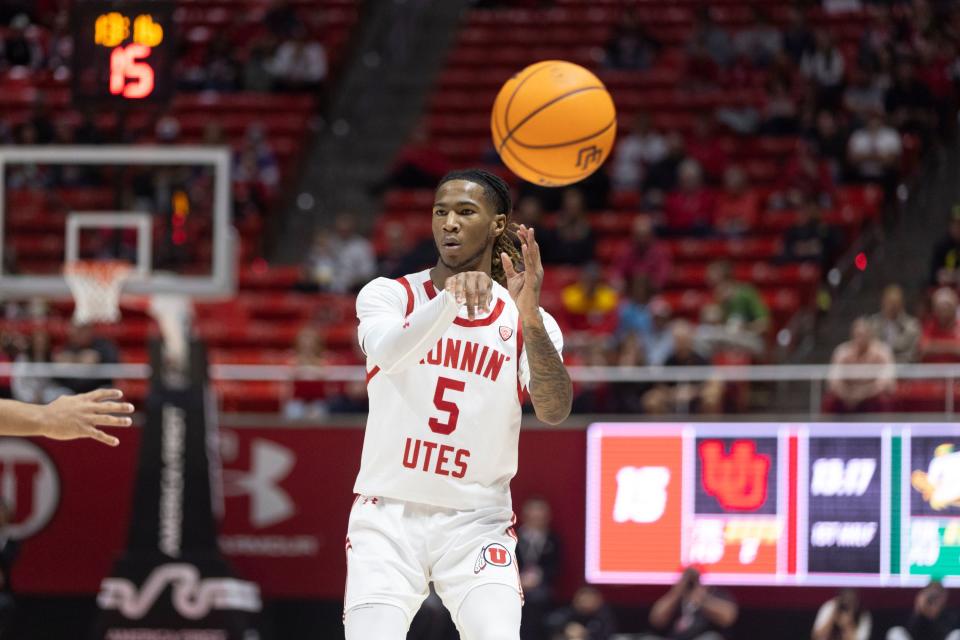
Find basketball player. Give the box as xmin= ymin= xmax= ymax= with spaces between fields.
xmin=0 ymin=389 xmax=133 ymax=446
xmin=344 ymin=169 xmax=572 ymax=640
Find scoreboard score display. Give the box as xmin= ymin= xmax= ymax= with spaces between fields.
xmin=71 ymin=1 xmax=175 ymax=104
xmin=586 ymin=423 xmax=960 ymax=587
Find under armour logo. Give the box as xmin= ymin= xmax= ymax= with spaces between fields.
xmin=576 ymin=145 xmax=602 ymax=170
xmin=223 ymin=439 xmax=295 ymax=528
xmin=699 ymin=440 xmax=770 ymax=511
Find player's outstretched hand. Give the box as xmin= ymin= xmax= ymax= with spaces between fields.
xmin=41 ymin=389 xmax=134 ymax=447
xmin=501 ymin=224 xmax=543 ymax=317
xmin=445 ymin=271 xmax=493 ymax=320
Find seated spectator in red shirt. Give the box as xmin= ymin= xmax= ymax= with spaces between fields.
xmin=561 ymin=263 xmax=619 ymax=332
xmin=540 ymin=188 xmax=596 ymax=265
xmin=714 ymin=165 xmax=759 ymax=237
xmin=663 ymin=160 xmax=715 ymax=236
xmin=685 ymin=114 xmax=729 ymax=183
xmin=823 ymin=318 xmax=896 ymax=414
xmin=614 ymin=214 xmax=672 ymax=291
xmin=284 ymin=327 xmax=334 ymax=420
xmin=388 ymin=122 xmax=451 ymax=188
xmin=918 ymin=288 xmax=960 ymax=363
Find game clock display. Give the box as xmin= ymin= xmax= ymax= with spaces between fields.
xmin=71 ymin=1 xmax=175 ymax=104
xmin=586 ymin=423 xmax=960 ymax=587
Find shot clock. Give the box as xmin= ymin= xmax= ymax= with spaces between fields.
xmin=72 ymin=1 xmax=175 ymax=105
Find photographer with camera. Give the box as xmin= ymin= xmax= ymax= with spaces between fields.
xmin=812 ymin=588 xmax=872 ymax=640
xmin=887 ymin=581 xmax=959 ymax=640
xmin=643 ymin=567 xmax=739 ymax=640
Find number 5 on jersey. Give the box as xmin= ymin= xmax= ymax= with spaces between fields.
xmin=428 ymin=377 xmax=465 ymax=435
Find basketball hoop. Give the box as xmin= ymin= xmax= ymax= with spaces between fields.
xmin=64 ymin=260 xmax=133 ymax=324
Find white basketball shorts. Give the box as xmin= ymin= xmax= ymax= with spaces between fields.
xmin=344 ymin=495 xmax=524 ymax=627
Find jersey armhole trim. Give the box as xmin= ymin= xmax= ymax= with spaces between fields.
xmin=516 ymin=322 xmax=525 ymax=404
xmin=396 ymin=276 xmax=415 ymax=317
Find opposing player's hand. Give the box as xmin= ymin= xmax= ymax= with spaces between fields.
xmin=501 ymin=224 xmax=544 ymax=318
xmin=445 ymin=271 xmax=493 ymax=320
xmin=41 ymin=388 xmax=134 ymax=447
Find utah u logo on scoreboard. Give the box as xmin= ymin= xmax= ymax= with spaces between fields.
xmin=699 ymin=440 xmax=770 ymax=511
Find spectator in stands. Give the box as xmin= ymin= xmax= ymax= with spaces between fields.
xmin=707 ymin=260 xmax=770 ymax=338
xmin=930 ymin=207 xmax=960 ymax=287
xmin=812 ymin=588 xmax=872 ymax=640
xmin=847 ymin=111 xmax=902 ymax=191
xmin=801 ymin=30 xmax=846 ymax=109
xmin=714 ymin=165 xmax=759 ymax=237
xmin=517 ymin=497 xmax=561 ymax=640
xmin=778 ymin=140 xmax=836 ymax=209
xmin=244 ymin=38 xmax=276 ymax=92
xmin=645 ymin=566 xmax=739 ymax=640
xmin=202 ymin=33 xmax=241 ymax=92
xmin=885 ymin=59 xmax=936 ymax=142
xmin=695 ymin=302 xmax=764 ymax=358
xmin=663 ymin=160 xmax=715 ymax=236
xmin=844 ymin=67 xmax=887 ymax=127
xmin=546 ymin=586 xmax=617 ymax=640
xmin=733 ymin=7 xmax=782 ymax=68
xmin=299 ymin=229 xmax=338 ymax=292
xmin=612 ymin=332 xmax=653 ymax=413
xmin=761 ymin=78 xmax=800 ymax=135
xmin=514 ymin=195 xmax=544 ymax=229
xmin=644 ymin=298 xmax=676 ymax=367
xmin=612 ymin=112 xmax=668 ymax=192
xmin=603 ymin=9 xmax=660 ymax=71
xmin=53 ymin=323 xmax=120 ymax=395
xmin=570 ymin=336 xmax=616 ymax=414
xmin=783 ymin=6 xmax=815 ymax=64
xmin=687 ymin=7 xmax=734 ymax=70
xmin=781 ymin=199 xmax=842 ymax=272
xmin=643 ymin=132 xmax=688 ymax=207
xmin=1 ymin=14 xmax=40 ymax=69
xmin=616 ymin=274 xmax=655 ymax=345
xmin=542 ymin=188 xmax=595 ymax=265
xmin=685 ymin=114 xmax=728 ymax=183
xmin=11 ymin=330 xmax=55 ymax=404
xmin=264 ymin=0 xmax=299 ymax=38
xmin=561 ymin=263 xmax=618 ymax=333
xmin=642 ymin=320 xmax=723 ymax=415
xmin=824 ymin=318 xmax=896 ymax=414
xmin=886 ymin=581 xmax=959 ymax=640
xmin=284 ymin=327 xmax=331 ymax=420
xmin=270 ymin=25 xmax=327 ymax=91
xmin=389 ymin=122 xmax=452 ymax=189
xmin=330 ymin=214 xmax=376 ymax=293
xmin=378 ymin=221 xmax=419 ymax=279
xmin=918 ymin=287 xmax=960 ymax=363
xmin=807 ymin=110 xmax=850 ymax=179
xmin=867 ymin=284 xmax=920 ymax=363
xmin=614 ymin=215 xmax=672 ymax=291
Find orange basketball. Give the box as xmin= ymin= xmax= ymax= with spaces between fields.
xmin=491 ymin=60 xmax=617 ymax=187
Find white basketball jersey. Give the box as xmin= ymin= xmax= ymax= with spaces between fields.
xmin=352 ymin=269 xmax=563 ymax=510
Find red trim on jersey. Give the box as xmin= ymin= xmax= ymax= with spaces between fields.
xmin=366 ymin=366 xmax=380 ymax=384
xmin=343 ymin=535 xmax=352 ymax=622
xmin=516 ymin=322 xmax=525 ymax=404
xmin=454 ymin=298 xmax=505 ymax=327
xmin=423 ymin=279 xmax=506 ymax=327
xmin=396 ymin=276 xmax=415 ymax=316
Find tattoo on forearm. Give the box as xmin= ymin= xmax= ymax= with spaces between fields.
xmin=523 ymin=318 xmax=572 ymax=424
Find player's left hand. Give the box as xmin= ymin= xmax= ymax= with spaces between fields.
xmin=502 ymin=224 xmax=543 ymax=319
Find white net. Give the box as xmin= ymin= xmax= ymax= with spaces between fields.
xmin=63 ymin=260 xmax=133 ymax=324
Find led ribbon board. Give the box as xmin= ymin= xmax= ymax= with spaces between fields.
xmin=586 ymin=423 xmax=960 ymax=587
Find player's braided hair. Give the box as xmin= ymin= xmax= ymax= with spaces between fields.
xmin=437 ymin=169 xmax=521 ymax=288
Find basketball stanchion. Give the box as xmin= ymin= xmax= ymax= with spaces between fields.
xmin=93 ymin=292 xmax=261 ymax=639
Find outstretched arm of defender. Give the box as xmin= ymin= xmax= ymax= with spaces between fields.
xmin=0 ymin=389 xmax=134 ymax=446
xmin=502 ymin=226 xmax=572 ymax=425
